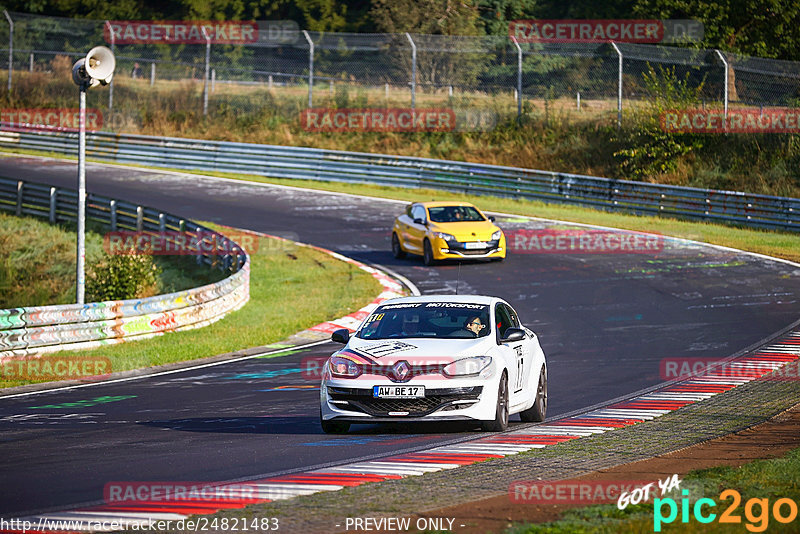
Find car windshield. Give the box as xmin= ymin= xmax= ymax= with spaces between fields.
xmin=428 ymin=206 xmax=485 ymax=223
xmin=357 ymin=302 xmax=491 ymax=340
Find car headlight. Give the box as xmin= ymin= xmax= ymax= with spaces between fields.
xmin=491 ymin=230 xmax=503 ymax=241
xmin=434 ymin=232 xmax=456 ymax=242
xmin=328 ymin=356 xmax=361 ymax=378
xmin=442 ymin=356 xmax=492 ymax=377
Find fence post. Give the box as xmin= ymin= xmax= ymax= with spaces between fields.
xmin=105 ymin=21 xmax=114 ymax=114
xmin=158 ymin=213 xmax=166 ymax=232
xmin=29 ymin=52 xmax=33 ymax=72
xmin=136 ymin=205 xmax=143 ymax=232
xmin=16 ymin=180 xmax=22 ymax=216
xmin=610 ymin=41 xmax=622 ymax=128
xmin=49 ymin=187 xmax=57 ymax=223
xmin=110 ymin=199 xmax=117 ymax=231
xmin=405 ymin=32 xmax=416 ymax=110
xmin=202 ymin=26 xmax=210 ymax=115
xmin=3 ymin=11 xmax=12 ymax=92
xmin=150 ymin=62 xmax=155 ymax=86
xmin=302 ymin=30 xmax=313 ymax=108
xmin=211 ymin=68 xmax=216 ymax=93
xmin=511 ymin=36 xmax=522 ymax=119
xmin=715 ymin=49 xmax=729 ymax=120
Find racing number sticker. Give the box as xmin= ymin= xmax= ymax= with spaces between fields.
xmin=514 ymin=345 xmax=524 ymax=393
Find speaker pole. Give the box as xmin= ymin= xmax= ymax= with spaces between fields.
xmin=77 ymin=81 xmax=87 ymax=304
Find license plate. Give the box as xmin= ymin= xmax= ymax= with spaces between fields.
xmin=373 ymin=385 xmax=425 ymax=399
xmin=465 ymin=241 xmax=486 ymax=249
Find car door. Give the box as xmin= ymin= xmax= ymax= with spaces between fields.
xmin=404 ymin=204 xmax=428 ymax=253
xmin=495 ymin=303 xmax=527 ymax=405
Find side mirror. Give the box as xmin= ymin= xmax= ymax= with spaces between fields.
xmin=413 ymin=218 xmax=424 ymax=225
xmin=331 ymin=328 xmax=350 ymax=344
xmin=501 ymin=327 xmax=525 ymax=343
xmin=488 ymin=216 xmax=496 ymax=222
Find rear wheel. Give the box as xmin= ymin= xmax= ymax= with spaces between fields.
xmin=520 ymin=367 xmax=547 ymax=422
xmin=423 ymin=239 xmax=435 ymax=266
xmin=482 ymin=372 xmax=509 ymax=432
xmin=391 ymin=233 xmax=407 ymax=259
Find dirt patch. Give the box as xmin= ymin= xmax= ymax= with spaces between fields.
xmin=414 ymin=402 xmax=800 ymax=534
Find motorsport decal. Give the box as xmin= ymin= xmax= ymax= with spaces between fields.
xmin=356 ymin=341 xmax=418 ymax=359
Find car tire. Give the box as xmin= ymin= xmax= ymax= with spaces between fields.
xmin=320 ymin=411 xmax=350 ymax=434
xmin=520 ymin=367 xmax=547 ymax=422
xmin=392 ymin=233 xmax=407 ymax=259
xmin=423 ymin=239 xmax=435 ymax=266
xmin=482 ymin=372 xmax=509 ymax=432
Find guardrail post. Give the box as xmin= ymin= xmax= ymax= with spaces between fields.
xmin=16 ymin=180 xmax=22 ymax=216
xmin=150 ymin=62 xmax=155 ymax=87
xmin=110 ymin=199 xmax=117 ymax=231
xmin=136 ymin=205 xmax=143 ymax=231
xmin=610 ymin=41 xmax=622 ymax=128
xmin=196 ymin=225 xmax=203 ymax=265
xmin=4 ymin=11 xmax=13 ymax=92
xmin=158 ymin=213 xmax=166 ymax=232
xmin=302 ymin=30 xmax=314 ymax=108
xmin=202 ymin=26 xmax=211 ymax=115
xmin=405 ymin=33 xmax=416 ymax=110
xmin=715 ymin=49 xmax=728 ymax=121
xmin=510 ymin=36 xmax=522 ymax=120
xmin=49 ymin=187 xmax=57 ymax=223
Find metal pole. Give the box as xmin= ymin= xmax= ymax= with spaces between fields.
xmin=511 ymin=36 xmax=522 ymax=119
xmin=29 ymin=52 xmax=33 ymax=72
xmin=610 ymin=41 xmax=622 ymax=128
xmin=211 ymin=68 xmax=216 ymax=93
xmin=715 ymin=49 xmax=729 ymax=119
xmin=4 ymin=11 xmax=13 ymax=92
xmin=150 ymin=62 xmax=155 ymax=86
xmin=202 ymin=26 xmax=211 ymax=115
xmin=405 ymin=33 xmax=416 ymax=110
xmin=77 ymin=85 xmax=87 ymax=304
xmin=302 ymin=30 xmax=313 ymax=108
xmin=105 ymin=21 xmax=115 ymax=114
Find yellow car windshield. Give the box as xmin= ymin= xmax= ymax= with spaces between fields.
xmin=428 ymin=206 xmax=485 ymax=223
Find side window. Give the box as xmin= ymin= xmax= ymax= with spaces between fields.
xmin=411 ymin=205 xmax=426 ymax=223
xmin=504 ymin=304 xmax=521 ymax=329
xmin=495 ymin=304 xmax=512 ymax=341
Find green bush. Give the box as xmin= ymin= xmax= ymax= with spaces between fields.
xmin=86 ymin=254 xmax=161 ymax=302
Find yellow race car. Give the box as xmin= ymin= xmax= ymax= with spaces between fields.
xmin=392 ymin=201 xmax=506 ymax=265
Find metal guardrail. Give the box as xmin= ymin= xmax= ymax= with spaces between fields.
xmin=0 ymin=176 xmax=249 ymax=358
xmin=0 ymin=128 xmax=797 ymax=232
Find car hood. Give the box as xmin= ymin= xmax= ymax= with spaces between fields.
xmin=429 ymin=220 xmax=499 ymax=241
xmin=344 ymin=336 xmax=495 ymax=365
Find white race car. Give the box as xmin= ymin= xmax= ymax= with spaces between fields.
xmin=320 ymin=295 xmax=547 ymax=433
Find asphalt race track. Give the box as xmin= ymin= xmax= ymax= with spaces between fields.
xmin=1 ymin=155 xmax=799 ymax=517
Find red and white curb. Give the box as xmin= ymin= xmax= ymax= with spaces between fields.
xmin=15 ymin=331 xmax=800 ymax=531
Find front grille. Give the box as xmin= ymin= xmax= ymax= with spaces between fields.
xmin=328 ymin=386 xmax=482 ymax=417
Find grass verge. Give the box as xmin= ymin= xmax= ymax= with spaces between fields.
xmin=0 ymin=227 xmax=382 ymax=389
xmin=511 ymin=446 xmax=800 ymax=533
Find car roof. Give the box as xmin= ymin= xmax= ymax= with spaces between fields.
xmin=378 ymin=294 xmax=501 ymax=306
xmin=417 ymin=201 xmax=479 ymax=209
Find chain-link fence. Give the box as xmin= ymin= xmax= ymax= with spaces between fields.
xmin=0 ymin=10 xmax=798 ymax=134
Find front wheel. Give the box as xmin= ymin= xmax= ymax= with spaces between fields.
xmin=391 ymin=233 xmax=407 ymax=259
xmin=423 ymin=239 xmax=435 ymax=266
xmin=520 ymin=367 xmax=547 ymax=422
xmin=320 ymin=410 xmax=350 ymax=434
xmin=482 ymin=372 xmax=509 ymax=432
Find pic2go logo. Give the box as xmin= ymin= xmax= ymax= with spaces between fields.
xmin=654 ymin=489 xmax=799 ymax=532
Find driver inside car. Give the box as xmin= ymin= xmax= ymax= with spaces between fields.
xmin=464 ymin=316 xmax=486 ymax=337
